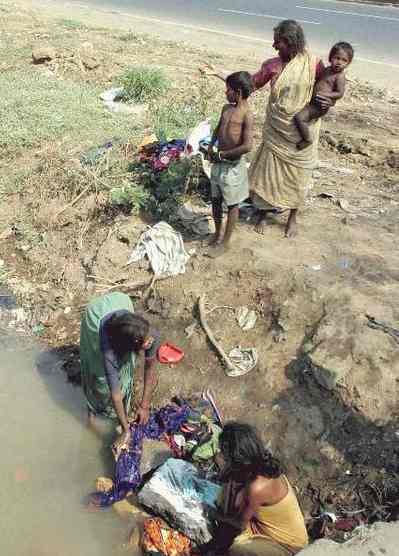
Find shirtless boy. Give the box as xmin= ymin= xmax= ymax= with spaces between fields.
xmin=207 ymin=71 xmax=253 ymax=257
xmin=295 ymin=42 xmax=354 ymax=150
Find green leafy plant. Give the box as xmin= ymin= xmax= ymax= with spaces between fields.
xmin=144 ymin=160 xmax=191 ymax=222
xmin=109 ymin=182 xmax=149 ymax=213
xmin=119 ymin=66 xmax=169 ymax=104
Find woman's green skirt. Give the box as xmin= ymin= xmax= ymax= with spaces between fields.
xmin=80 ymin=292 xmax=136 ymax=419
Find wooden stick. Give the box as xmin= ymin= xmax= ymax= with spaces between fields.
xmin=198 ymin=294 xmax=237 ymax=375
xmin=54 ymin=185 xmax=91 ymax=220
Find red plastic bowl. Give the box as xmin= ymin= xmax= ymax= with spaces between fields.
xmin=158 ymin=343 xmax=184 ymax=364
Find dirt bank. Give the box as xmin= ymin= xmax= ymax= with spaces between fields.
xmin=0 ymin=0 xmax=398 ymax=544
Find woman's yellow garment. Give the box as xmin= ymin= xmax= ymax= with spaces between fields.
xmin=235 ymin=476 xmax=309 ymax=553
xmin=249 ymin=51 xmax=320 ymax=210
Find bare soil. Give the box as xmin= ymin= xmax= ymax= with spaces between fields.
xmin=1 ymin=0 xmax=398 ymax=543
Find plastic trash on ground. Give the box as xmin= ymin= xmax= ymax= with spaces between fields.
xmin=186 ymin=120 xmax=211 ymax=156
xmin=236 ymin=306 xmax=257 ymax=331
xmin=228 ymin=346 xmax=258 ymax=377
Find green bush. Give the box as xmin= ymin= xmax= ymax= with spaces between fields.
xmin=109 ymin=182 xmax=149 ymax=213
xmin=119 ymin=66 xmax=169 ymax=104
xmin=144 ymin=160 xmax=191 ymax=222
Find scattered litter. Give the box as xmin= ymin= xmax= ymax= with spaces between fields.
xmin=32 ymin=323 xmax=45 ymax=336
xmin=338 ymin=258 xmax=351 ymax=270
xmin=336 ymin=198 xmax=354 ymax=213
xmin=227 ymin=346 xmax=258 ymax=377
xmin=318 ymin=161 xmax=355 ymax=175
xmin=80 ymin=141 xmax=113 ymax=167
xmin=317 ymin=191 xmax=356 ymax=214
xmin=198 ymin=295 xmax=258 ymax=378
xmin=158 ymin=343 xmax=184 ymax=364
xmin=185 ymin=120 xmax=211 ymax=155
xmin=185 ymin=323 xmax=197 ymax=338
xmin=128 ymin=222 xmax=190 ymax=276
xmin=236 ymin=306 xmax=257 ymax=331
xmin=321 ymin=511 xmax=337 ymax=523
xmin=64 ymin=307 xmax=72 ymax=315
xmin=366 ymin=314 xmax=399 ymax=345
xmin=100 ymin=87 xmax=147 ymax=114
xmin=138 ymin=134 xmax=158 ymax=151
xmin=176 ymin=202 xmax=214 ymax=237
xmin=307 ymin=264 xmax=322 ymax=272
xmin=100 ymin=87 xmax=124 ymax=103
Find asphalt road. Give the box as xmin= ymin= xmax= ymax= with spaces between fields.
xmin=69 ymin=0 xmax=399 ymax=69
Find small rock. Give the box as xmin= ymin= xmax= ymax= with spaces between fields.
xmin=325 ymin=134 xmax=338 ymax=148
xmin=79 ymin=42 xmax=100 ymax=70
xmin=32 ymin=46 xmax=56 ymax=64
xmin=337 ymin=141 xmax=353 ymax=154
xmin=81 ymin=55 xmax=100 ymax=70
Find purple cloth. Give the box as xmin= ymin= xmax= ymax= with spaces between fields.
xmin=91 ymin=404 xmax=190 ymax=507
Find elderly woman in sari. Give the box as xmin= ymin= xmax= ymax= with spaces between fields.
xmin=208 ymin=20 xmax=325 ymax=238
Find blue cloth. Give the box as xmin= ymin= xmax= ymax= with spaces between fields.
xmin=91 ymin=404 xmax=190 ymax=507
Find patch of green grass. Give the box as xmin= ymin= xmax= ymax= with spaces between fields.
xmin=0 ymin=68 xmax=138 ymax=156
xmin=118 ymin=31 xmax=147 ymax=43
xmin=151 ymin=101 xmax=202 ymax=142
xmin=57 ymin=18 xmax=85 ymax=30
xmin=119 ymin=66 xmax=169 ymax=104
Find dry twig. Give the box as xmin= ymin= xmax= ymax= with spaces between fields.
xmin=198 ymin=294 xmax=237 ymax=376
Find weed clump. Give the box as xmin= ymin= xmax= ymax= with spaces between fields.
xmin=144 ymin=159 xmax=192 ymax=223
xmin=120 ymin=66 xmax=169 ymax=104
xmin=110 ymin=182 xmax=149 ymax=213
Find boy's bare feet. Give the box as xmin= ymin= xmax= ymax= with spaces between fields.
xmin=296 ymin=140 xmax=312 ymax=151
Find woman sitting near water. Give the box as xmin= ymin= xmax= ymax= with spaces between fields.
xmin=200 ymin=422 xmax=308 ymax=556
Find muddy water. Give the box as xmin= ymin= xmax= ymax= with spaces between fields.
xmin=0 ymin=338 xmax=136 ymax=556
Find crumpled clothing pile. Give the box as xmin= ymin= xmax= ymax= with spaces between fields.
xmin=90 ymin=404 xmax=190 ymax=507
xmin=128 ymin=222 xmax=190 ymax=276
xmin=139 ymin=139 xmax=186 ymax=172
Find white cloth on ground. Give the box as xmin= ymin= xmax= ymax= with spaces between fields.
xmin=127 ymin=222 xmax=190 ymax=276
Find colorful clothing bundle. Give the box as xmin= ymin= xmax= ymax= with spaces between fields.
xmin=90 ymin=404 xmax=190 ymax=507
xmin=139 ymin=139 xmax=186 ymax=172
xmin=165 ymin=393 xmax=222 ymax=465
xmin=141 ymin=517 xmax=193 ymax=556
